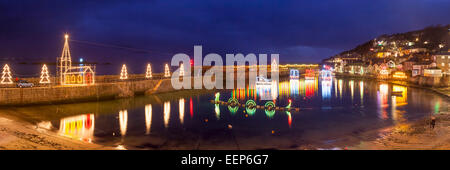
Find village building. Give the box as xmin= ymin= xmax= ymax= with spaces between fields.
xmin=412 ymin=61 xmax=434 ymax=77
xmin=423 ymin=67 xmax=443 ymax=77
xmin=434 ymin=51 xmax=450 ymax=75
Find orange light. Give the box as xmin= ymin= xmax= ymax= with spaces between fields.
xmin=392 ymin=71 xmax=407 ymax=79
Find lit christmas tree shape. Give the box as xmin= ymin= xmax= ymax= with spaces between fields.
xmin=120 ymin=64 xmax=128 ymax=80
xmin=40 ymin=64 xmax=51 ymax=84
xmin=145 ymin=63 xmax=152 ymax=78
xmin=164 ymin=64 xmax=171 ymax=77
xmin=1 ymin=64 xmax=13 ymax=84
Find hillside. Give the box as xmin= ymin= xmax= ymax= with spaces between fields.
xmin=324 ymin=25 xmax=450 ymax=64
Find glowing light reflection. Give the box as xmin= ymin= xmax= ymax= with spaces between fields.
xmin=164 ymin=101 xmax=171 ymax=128
xmin=145 ymin=104 xmax=152 ymax=134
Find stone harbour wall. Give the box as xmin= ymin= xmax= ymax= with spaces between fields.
xmin=0 ymin=78 xmax=175 ymax=106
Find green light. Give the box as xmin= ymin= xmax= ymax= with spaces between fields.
xmin=264 ymin=101 xmax=276 ymax=119
xmin=215 ymin=92 xmax=220 ymax=102
xmin=434 ymin=101 xmax=440 ymax=114
xmin=245 ymin=100 xmax=256 ymax=116
xmin=228 ymin=105 xmax=239 ymax=115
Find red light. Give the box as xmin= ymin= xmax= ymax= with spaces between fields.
xmin=190 ymin=59 xmax=193 ymax=66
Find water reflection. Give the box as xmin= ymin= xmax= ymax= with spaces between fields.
xmin=349 ymin=80 xmax=354 ymax=102
xmin=215 ymin=104 xmax=220 ymax=120
xmin=179 ymin=98 xmax=185 ymax=125
xmin=377 ymin=84 xmax=389 ymax=120
xmin=59 ymin=114 xmax=95 ymax=142
xmin=321 ymin=79 xmax=332 ymax=100
xmin=359 ymin=81 xmax=364 ymax=104
xmin=305 ymin=79 xmax=315 ymax=98
xmin=189 ymin=97 xmax=194 ymax=118
xmin=334 ymin=78 xmax=338 ymax=98
xmin=119 ymin=110 xmax=128 ymax=136
xmin=145 ymin=104 xmax=152 ymax=134
xmin=24 ymin=78 xmax=447 ymax=149
xmin=290 ymin=79 xmax=299 ymax=98
xmin=164 ymin=101 xmax=170 ymax=128
xmin=393 ymin=85 xmax=407 ymax=106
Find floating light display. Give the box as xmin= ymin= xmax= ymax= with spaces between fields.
xmin=1 ymin=64 xmax=13 ymax=84
xmin=120 ymin=64 xmax=128 ymax=80
xmin=245 ymin=100 xmax=257 ymax=116
xmin=145 ymin=63 xmax=152 ymax=78
xmin=227 ymin=98 xmax=239 ymax=115
xmin=40 ymin=64 xmax=51 ymax=84
xmin=164 ymin=64 xmax=171 ymax=77
xmin=264 ymin=101 xmax=276 ymax=119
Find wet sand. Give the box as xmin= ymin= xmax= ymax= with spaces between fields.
xmin=0 ymin=114 xmax=111 ymax=150
xmin=350 ymin=113 xmax=450 ymax=150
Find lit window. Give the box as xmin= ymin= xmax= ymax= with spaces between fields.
xmin=442 ymin=63 xmax=445 ymax=67
xmin=442 ymin=56 xmax=445 ymax=59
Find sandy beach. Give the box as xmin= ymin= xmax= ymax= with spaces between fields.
xmin=350 ymin=113 xmax=450 ymax=150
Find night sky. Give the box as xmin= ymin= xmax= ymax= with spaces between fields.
xmin=0 ymin=0 xmax=449 ymax=75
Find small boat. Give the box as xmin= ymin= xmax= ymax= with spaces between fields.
xmin=392 ymin=91 xmax=403 ymax=97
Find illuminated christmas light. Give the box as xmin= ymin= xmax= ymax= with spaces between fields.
xmin=164 ymin=64 xmax=171 ymax=77
xmin=40 ymin=64 xmax=51 ymax=84
xmin=145 ymin=63 xmax=152 ymax=78
xmin=59 ymin=34 xmax=95 ymax=86
xmin=1 ymin=64 xmax=13 ymax=84
xmin=179 ymin=63 xmax=184 ymax=77
xmin=120 ymin=64 xmax=128 ymax=80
